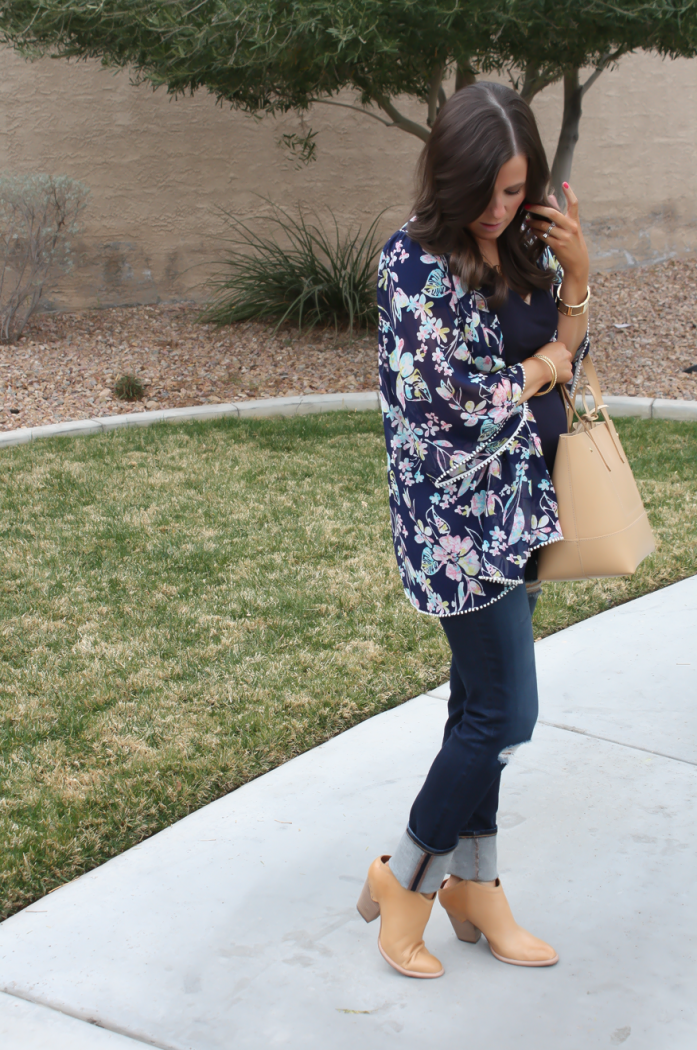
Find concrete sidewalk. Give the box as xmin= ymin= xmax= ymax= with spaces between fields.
xmin=1 ymin=578 xmax=695 ymax=1050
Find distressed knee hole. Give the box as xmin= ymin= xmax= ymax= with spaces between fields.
xmin=497 ymin=740 xmax=530 ymax=766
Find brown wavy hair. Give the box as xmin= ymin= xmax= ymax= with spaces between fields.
xmin=407 ymin=81 xmax=554 ymax=309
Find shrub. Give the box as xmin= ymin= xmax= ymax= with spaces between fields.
xmin=200 ymin=204 xmax=382 ymax=332
xmin=114 ymin=374 xmax=144 ymax=401
xmin=0 ymin=174 xmax=89 ymax=343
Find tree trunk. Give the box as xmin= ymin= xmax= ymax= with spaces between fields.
xmin=549 ymin=69 xmax=583 ymax=206
xmin=427 ymin=64 xmax=444 ymax=126
xmin=455 ymin=62 xmax=477 ymax=92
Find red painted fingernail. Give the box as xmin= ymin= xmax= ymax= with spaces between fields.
xmin=563 ymin=182 xmax=569 ymax=189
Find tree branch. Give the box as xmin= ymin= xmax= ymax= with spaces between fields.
xmin=373 ymin=92 xmax=431 ymax=142
xmin=579 ymin=63 xmax=605 ymax=98
xmin=308 ymin=98 xmax=394 ymax=127
xmin=519 ymin=61 xmax=557 ymax=104
xmin=312 ymin=93 xmax=431 ymax=142
xmin=580 ymin=46 xmax=629 ymax=98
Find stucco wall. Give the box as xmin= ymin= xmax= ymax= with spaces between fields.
xmin=0 ymin=47 xmax=695 ymax=309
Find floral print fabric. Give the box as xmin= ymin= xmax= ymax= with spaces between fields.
xmin=377 ymin=227 xmax=588 ymax=617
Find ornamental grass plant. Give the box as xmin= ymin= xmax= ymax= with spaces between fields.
xmin=113 ymin=374 xmax=145 ymax=401
xmin=200 ymin=204 xmax=382 ymax=332
xmin=0 ymin=413 xmax=695 ymax=919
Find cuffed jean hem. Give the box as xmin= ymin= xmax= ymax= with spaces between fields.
xmin=449 ymin=833 xmax=498 ymax=881
xmin=390 ymin=830 xmax=454 ymax=893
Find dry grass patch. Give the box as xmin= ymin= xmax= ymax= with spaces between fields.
xmin=0 ymin=412 xmax=695 ymax=918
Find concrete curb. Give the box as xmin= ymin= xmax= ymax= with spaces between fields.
xmin=574 ymin=393 xmax=697 ymax=420
xmin=0 ymin=391 xmax=380 ymax=449
xmin=0 ymin=389 xmax=695 ymax=450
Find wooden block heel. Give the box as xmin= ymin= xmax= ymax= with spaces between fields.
xmin=356 ymin=878 xmax=380 ymax=922
xmin=447 ymin=913 xmax=481 ymax=943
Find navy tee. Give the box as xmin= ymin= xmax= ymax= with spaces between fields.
xmin=484 ymin=284 xmax=567 ymax=473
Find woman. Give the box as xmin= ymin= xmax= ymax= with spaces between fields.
xmin=357 ymin=82 xmax=591 ymax=978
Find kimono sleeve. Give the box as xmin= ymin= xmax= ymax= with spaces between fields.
xmin=377 ymin=239 xmax=527 ymax=447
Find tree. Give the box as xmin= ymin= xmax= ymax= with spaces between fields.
xmin=2 ymin=0 xmax=697 ymax=196
xmin=493 ymin=2 xmax=697 ymax=197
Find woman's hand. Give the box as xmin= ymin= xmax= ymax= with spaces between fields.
xmin=521 ymin=341 xmax=573 ymax=401
xmin=525 ymin=183 xmax=590 ymax=357
xmin=524 ymin=183 xmax=589 ymax=287
xmin=538 ymin=340 xmax=574 ymax=385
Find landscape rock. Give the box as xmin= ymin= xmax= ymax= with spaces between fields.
xmin=0 ymin=257 xmax=694 ymax=432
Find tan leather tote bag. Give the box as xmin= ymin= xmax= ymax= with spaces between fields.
xmin=537 ymin=357 xmax=655 ymax=581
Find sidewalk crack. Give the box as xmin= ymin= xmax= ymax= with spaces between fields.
xmin=0 ymin=988 xmax=179 ymax=1050
xmin=538 ymin=720 xmax=697 ymax=766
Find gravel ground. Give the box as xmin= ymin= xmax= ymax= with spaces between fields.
xmin=592 ymin=258 xmax=697 ymax=400
xmin=1 ymin=257 xmax=696 ymax=431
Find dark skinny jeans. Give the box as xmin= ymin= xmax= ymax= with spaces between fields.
xmin=391 ymin=584 xmax=538 ymax=893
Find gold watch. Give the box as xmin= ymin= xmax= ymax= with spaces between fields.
xmin=555 ymin=286 xmax=590 ymax=316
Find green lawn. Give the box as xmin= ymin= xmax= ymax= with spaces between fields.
xmin=1 ymin=412 xmax=695 ymax=919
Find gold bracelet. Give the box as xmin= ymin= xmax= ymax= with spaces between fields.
xmin=532 ymin=353 xmax=557 ymax=396
xmin=556 ymin=285 xmax=590 ymax=316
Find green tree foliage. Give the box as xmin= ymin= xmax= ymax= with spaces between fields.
xmin=2 ymin=0 xmax=697 ymax=193
xmin=498 ymin=2 xmax=697 ymax=194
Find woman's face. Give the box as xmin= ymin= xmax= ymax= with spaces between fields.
xmin=467 ymin=153 xmax=528 ymax=243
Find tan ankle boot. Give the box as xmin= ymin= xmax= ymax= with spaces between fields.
xmin=438 ymin=877 xmax=558 ymax=967
xmin=357 ymin=856 xmax=444 ymax=978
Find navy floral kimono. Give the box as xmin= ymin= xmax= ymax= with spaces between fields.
xmin=377 ymin=227 xmax=589 ymax=617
